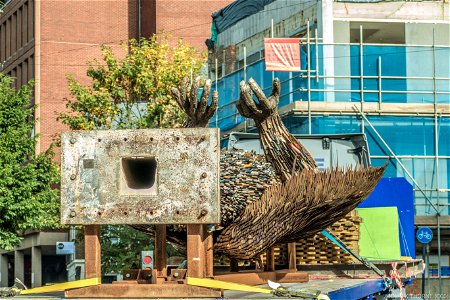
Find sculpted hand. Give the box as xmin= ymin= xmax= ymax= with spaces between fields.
xmin=236 ymin=77 xmax=316 ymax=180
xmin=171 ymin=77 xmax=218 ymax=128
xmin=237 ymin=78 xmax=280 ymax=121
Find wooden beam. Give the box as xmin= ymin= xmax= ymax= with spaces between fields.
xmin=84 ymin=225 xmax=101 ymax=279
xmin=187 ymin=224 xmax=205 ymax=278
xmin=155 ymin=225 xmax=167 ymax=279
xmin=265 ymin=247 xmax=275 ymax=272
xmin=204 ymin=228 xmax=214 ymax=278
xmin=230 ymin=259 xmax=239 ymax=273
xmin=288 ymin=243 xmax=297 ymax=271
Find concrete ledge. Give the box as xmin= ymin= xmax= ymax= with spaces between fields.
xmin=415 ymin=216 xmax=450 ymax=226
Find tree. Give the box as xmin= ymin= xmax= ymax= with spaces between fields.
xmin=60 ymin=34 xmax=206 ymax=273
xmin=100 ymin=225 xmax=153 ymax=274
xmin=0 ymin=74 xmax=60 ymax=250
xmin=59 ymin=34 xmax=206 ymax=130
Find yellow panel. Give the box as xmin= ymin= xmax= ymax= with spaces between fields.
xmin=187 ymin=277 xmax=271 ymax=294
xmin=20 ymin=277 xmax=101 ymax=294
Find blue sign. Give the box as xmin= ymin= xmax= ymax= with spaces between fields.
xmin=416 ymin=227 xmax=433 ymax=244
xmin=56 ymin=242 xmax=75 ymax=255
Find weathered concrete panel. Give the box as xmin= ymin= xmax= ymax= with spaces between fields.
xmin=61 ymin=129 xmax=220 ymax=225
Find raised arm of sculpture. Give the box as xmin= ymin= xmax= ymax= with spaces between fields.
xmin=171 ymin=77 xmax=218 ymax=128
xmin=213 ymin=78 xmax=386 ymax=259
xmin=171 ymin=76 xmax=277 ymax=227
xmin=237 ymin=78 xmax=316 ymax=181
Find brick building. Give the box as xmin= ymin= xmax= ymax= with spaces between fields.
xmin=0 ymin=0 xmax=231 ymax=153
xmin=0 ymin=0 xmax=232 ymax=288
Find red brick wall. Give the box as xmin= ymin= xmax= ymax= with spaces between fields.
xmin=154 ymin=0 xmax=232 ymax=50
xmin=37 ymin=0 xmax=233 ymax=156
xmin=39 ymin=0 xmax=138 ymax=154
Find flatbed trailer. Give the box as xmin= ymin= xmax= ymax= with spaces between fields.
xmin=225 ymin=278 xmax=393 ymax=299
xmin=218 ymin=259 xmax=423 ymax=299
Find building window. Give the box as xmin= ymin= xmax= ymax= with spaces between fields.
xmin=350 ymin=22 xmax=405 ymax=44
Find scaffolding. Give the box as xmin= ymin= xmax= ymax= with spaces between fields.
xmin=211 ymin=25 xmax=450 ymax=293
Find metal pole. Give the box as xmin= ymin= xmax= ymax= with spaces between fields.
xmin=421 ymin=243 xmax=426 ymax=297
xmin=431 ymin=28 xmax=442 ymax=293
xmin=307 ymin=20 xmax=311 ymax=135
xmin=426 ymin=244 xmax=430 ymax=295
xmin=215 ymin=58 xmax=218 ymax=91
xmin=244 ymin=46 xmax=247 ymax=82
xmin=271 ymin=19 xmax=274 ymax=81
xmin=244 ymin=46 xmax=247 ymax=131
xmin=222 ymin=50 xmax=226 ymax=78
xmin=289 ymin=71 xmax=293 ymax=104
xmin=215 ymin=58 xmax=219 ymax=127
xmin=69 ymin=226 xmax=76 ymax=263
xmin=359 ymin=25 xmax=364 ymax=133
xmin=353 ymin=105 xmax=440 ymax=214
xmin=271 ymin=18 xmax=274 ymax=38
xmin=378 ymin=56 xmax=382 ymax=112
xmin=315 ymin=28 xmax=319 ymax=83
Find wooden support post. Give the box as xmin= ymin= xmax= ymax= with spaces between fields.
xmin=187 ymin=224 xmax=205 ymax=278
xmin=204 ymin=227 xmax=214 ymax=278
xmin=230 ymin=259 xmax=239 ymax=272
xmin=84 ymin=225 xmax=101 ymax=279
xmin=288 ymin=242 xmax=297 ymax=271
xmin=266 ymin=246 xmax=275 ymax=272
xmin=155 ymin=225 xmax=167 ymax=280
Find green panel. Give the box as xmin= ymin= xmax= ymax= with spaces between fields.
xmin=356 ymin=207 xmax=401 ymax=260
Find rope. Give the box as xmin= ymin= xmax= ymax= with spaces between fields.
xmin=390 ymin=262 xmax=404 ymax=300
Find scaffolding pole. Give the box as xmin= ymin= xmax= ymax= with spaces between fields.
xmin=271 ymin=19 xmax=274 ymax=81
xmin=432 ymin=28 xmax=442 ymax=294
xmin=215 ymin=58 xmax=219 ymax=128
xmin=359 ymin=25 xmax=364 ymax=134
xmin=353 ymin=105 xmax=440 ymax=215
xmin=378 ymin=56 xmax=382 ymax=112
xmin=307 ymin=20 xmax=311 ymax=135
xmin=244 ymin=46 xmax=247 ymax=132
xmin=315 ymin=28 xmax=319 ymax=83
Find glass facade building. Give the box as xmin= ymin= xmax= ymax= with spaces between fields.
xmin=212 ymin=42 xmax=450 ymax=217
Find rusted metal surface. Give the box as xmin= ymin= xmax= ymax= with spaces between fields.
xmin=187 ymin=224 xmax=206 ymax=278
xmin=155 ymin=225 xmax=167 ymax=278
xmin=64 ymin=284 xmax=223 ymax=298
xmin=61 ymin=128 xmax=220 ymax=225
xmin=212 ymin=271 xmax=308 ymax=286
xmin=84 ymin=225 xmax=101 ymax=279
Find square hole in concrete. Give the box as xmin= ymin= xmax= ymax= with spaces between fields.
xmin=120 ymin=156 xmax=157 ymax=195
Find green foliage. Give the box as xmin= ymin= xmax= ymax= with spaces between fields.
xmin=101 ymin=225 xmax=153 ymax=274
xmin=100 ymin=226 xmax=180 ymax=274
xmin=59 ymin=34 xmax=206 ymax=130
xmin=0 ymin=74 xmax=60 ymax=250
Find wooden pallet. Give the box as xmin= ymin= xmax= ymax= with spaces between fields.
xmin=295 ymin=211 xmax=361 ymax=265
xmin=214 ymin=211 xmax=362 ymax=267
xmin=262 ymin=211 xmax=361 ymax=266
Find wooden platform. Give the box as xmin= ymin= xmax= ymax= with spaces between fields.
xmin=224 ymin=278 xmax=386 ymax=299
xmin=65 ymin=284 xmax=222 ymax=298
xmin=214 ymin=270 xmax=308 ymax=286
